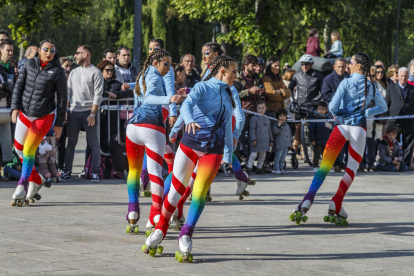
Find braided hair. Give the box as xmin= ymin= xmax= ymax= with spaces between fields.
xmin=135 ymin=49 xmax=171 ymax=96
xmin=353 ymin=52 xmax=376 ymax=108
xmin=203 ymin=55 xmax=236 ymax=108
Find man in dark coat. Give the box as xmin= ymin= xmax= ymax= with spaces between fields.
xmin=385 ymin=67 xmax=414 ymax=166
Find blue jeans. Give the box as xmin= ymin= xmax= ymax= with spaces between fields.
xmin=274 ymin=147 xmax=288 ymax=170
xmin=3 ymin=166 xmax=21 ymax=180
xmin=377 ymin=162 xmax=408 ymax=172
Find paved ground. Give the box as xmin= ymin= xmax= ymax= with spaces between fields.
xmin=1 ymin=132 xmax=414 ymax=275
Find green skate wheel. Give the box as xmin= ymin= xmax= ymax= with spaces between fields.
xmin=175 ymin=251 xmax=180 ymax=260
xmin=141 ymin=244 xmax=147 ymax=253
xmin=340 ymin=219 xmax=347 ymax=226
xmin=157 ymin=246 xmax=163 ymax=254
xmin=126 ymin=225 xmax=131 ymax=233
xmin=329 ymin=216 xmax=337 ymax=224
xmin=302 ymin=216 xmax=308 ymax=223
xmin=289 ymin=213 xmax=295 ymax=222
xmin=149 ymin=248 xmax=156 ymax=257
xmin=134 ymin=226 xmax=139 ymax=234
xmin=323 ymin=216 xmax=329 ymax=222
xmin=295 ymin=212 xmax=302 ymax=219
xmin=188 ymin=254 xmax=193 ymax=262
xmin=178 ymin=254 xmax=184 ymax=263
xmin=145 ymin=230 xmax=152 ymax=238
xmin=295 ymin=220 xmax=301 ymax=225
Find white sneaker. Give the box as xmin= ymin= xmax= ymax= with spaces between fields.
xmin=313 ymin=167 xmax=319 ymax=173
xmin=273 ymin=170 xmax=282 ymax=175
xmin=91 ymin=173 xmax=100 ymax=183
xmin=281 ymin=169 xmax=288 ymax=174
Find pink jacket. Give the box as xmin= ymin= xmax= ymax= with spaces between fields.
xmin=306 ymin=37 xmax=324 ymax=57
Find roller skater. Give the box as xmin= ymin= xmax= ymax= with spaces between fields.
xmin=126 ymin=48 xmax=183 ymax=237
xmin=145 ymin=56 xmax=236 ymax=260
xmin=175 ymin=235 xmax=193 ymax=263
xmin=289 ymin=52 xmax=387 ymax=225
xmin=10 ymin=39 xmax=67 ymax=207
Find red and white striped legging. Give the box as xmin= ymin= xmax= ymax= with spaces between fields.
xmin=155 ymin=143 xmax=222 ymax=236
xmin=126 ymin=123 xmax=166 ymax=226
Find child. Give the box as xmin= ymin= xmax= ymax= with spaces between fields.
xmin=325 ymin=31 xmax=343 ymax=59
xmin=247 ymin=101 xmax=273 ymax=175
xmin=376 ymin=126 xmax=408 ymax=172
xmin=2 ymin=147 xmax=22 ymax=180
xmin=38 ymin=118 xmax=61 ymax=181
xmin=308 ymin=101 xmax=334 ymax=173
xmin=272 ymin=108 xmax=292 ymax=174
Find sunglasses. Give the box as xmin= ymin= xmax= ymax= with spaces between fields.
xmin=377 ymin=71 xmax=384 ymax=74
xmin=74 ymin=51 xmax=85 ymax=55
xmin=202 ymin=52 xmax=211 ymax=56
xmin=184 ymin=60 xmax=195 ymax=63
xmin=301 ymin=63 xmax=311 ymax=66
xmin=104 ymin=69 xmax=114 ymax=72
xmin=149 ymin=46 xmax=161 ymax=51
xmin=43 ymin=47 xmax=56 ymax=54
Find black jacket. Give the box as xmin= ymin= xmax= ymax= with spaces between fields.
xmin=385 ymin=82 xmax=414 ymax=129
xmin=0 ymin=70 xmax=14 ymax=107
xmin=288 ymin=69 xmax=324 ymax=105
xmin=308 ymin=113 xmax=332 ymax=146
xmin=0 ymin=61 xmax=16 ymax=83
xmin=11 ymin=53 xmax=67 ymax=127
xmin=321 ymin=70 xmax=349 ymax=102
xmin=185 ymin=69 xmax=201 ymax=88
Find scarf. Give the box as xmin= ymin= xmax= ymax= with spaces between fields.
xmin=383 ymin=135 xmax=393 ymax=157
xmin=313 ymin=111 xmax=329 ymax=119
xmin=1 ymin=60 xmax=10 ymax=70
xmin=409 ymin=73 xmax=414 ymax=83
xmin=40 ymin=59 xmax=48 ymax=69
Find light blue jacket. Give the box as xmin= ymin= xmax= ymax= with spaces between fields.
xmin=202 ymin=67 xmax=210 ymax=81
xmin=329 ymin=73 xmax=387 ymax=128
xmin=129 ymin=65 xmax=171 ymax=127
xmin=179 ymin=77 xmax=233 ymax=163
xmin=330 ymin=40 xmax=343 ymax=57
xmin=162 ymin=65 xmax=177 ymax=117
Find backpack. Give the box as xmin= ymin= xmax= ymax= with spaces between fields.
xmin=85 ymin=154 xmax=124 ymax=179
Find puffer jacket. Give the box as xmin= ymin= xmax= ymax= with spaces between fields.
xmin=308 ymin=112 xmax=332 ymax=146
xmin=288 ymin=69 xmax=324 ymax=105
xmin=377 ymin=138 xmax=399 ymax=166
xmin=11 ymin=53 xmax=67 ymax=127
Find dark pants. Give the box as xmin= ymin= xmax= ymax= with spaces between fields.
xmin=377 ymin=162 xmax=408 ymax=172
xmin=313 ymin=145 xmax=325 ymax=168
xmin=238 ymin=114 xmax=253 ymax=158
xmin=64 ymin=111 xmax=100 ymax=174
xmin=57 ymin=123 xmax=68 ymax=171
xmin=402 ymin=129 xmax=414 ymax=165
xmin=365 ymin=137 xmax=377 ymax=167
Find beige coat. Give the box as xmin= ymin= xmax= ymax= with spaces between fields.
xmin=263 ymin=75 xmax=291 ymax=112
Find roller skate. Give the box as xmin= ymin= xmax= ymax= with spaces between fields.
xmin=139 ymin=181 xmax=151 ymax=197
xmin=27 ymin=174 xmax=49 ymax=203
xmin=145 ymin=214 xmax=160 ymax=238
xmin=141 ymin=229 xmax=164 ymax=257
xmin=206 ymin=188 xmax=212 ymax=202
xmin=11 ymin=185 xmax=28 ymax=207
xmin=236 ymin=171 xmax=255 ymax=200
xmin=175 ymin=235 xmax=193 ymax=263
xmin=140 ymin=167 xmax=151 ymax=197
xmin=323 ymin=201 xmax=348 ymax=226
xmin=126 ymin=204 xmax=140 ymax=234
xmin=48 ymin=162 xmax=62 ymax=183
xmin=169 ymin=209 xmax=185 ymax=230
xmin=289 ymin=199 xmax=311 ymax=224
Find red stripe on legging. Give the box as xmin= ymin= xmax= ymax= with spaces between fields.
xmin=163 ymin=198 xmax=177 ymax=214
xmin=149 ymin=174 xmax=164 ymax=186
xmin=349 ymin=145 xmax=363 ymax=164
xmin=146 ymin=147 xmax=164 ymax=167
xmin=172 ymin=174 xmax=186 ymax=195
xmin=14 ymin=140 xmax=23 ymax=151
xmin=164 ymin=152 xmax=174 ymax=159
xmin=19 ymin=111 xmax=32 ymax=128
xmin=179 ymin=143 xmax=199 ymax=164
xmin=345 ymin=167 xmax=355 ymax=180
xmin=134 ymin=123 xmax=166 ymax=135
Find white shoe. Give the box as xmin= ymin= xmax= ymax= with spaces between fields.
xmin=12 ymin=185 xmax=26 ymax=200
xmin=236 ymin=178 xmax=248 ymax=196
xmin=146 ymin=229 xmax=164 ymax=247
xmin=329 ymin=201 xmax=348 ymax=218
xmin=273 ymin=170 xmax=282 ymax=175
xmin=178 ymin=235 xmax=192 ymax=254
xmin=146 ymin=214 xmax=160 ymax=229
xmin=281 ymin=169 xmax=288 ymax=174
xmin=91 ymin=173 xmax=100 ymax=183
xmin=26 ymin=182 xmax=41 ymax=200
xmin=313 ymin=167 xmax=319 ymax=173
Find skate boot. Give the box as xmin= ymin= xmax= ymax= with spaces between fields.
xmin=141 ymin=229 xmax=164 ymax=257
xmin=11 ymin=185 xmax=28 ymax=206
xmin=169 ymin=209 xmax=186 ymax=230
xmin=324 ymin=201 xmax=348 ymax=226
xmin=26 ymin=174 xmax=48 ymax=203
xmin=145 ymin=214 xmax=160 ymax=237
xmin=140 ymin=169 xmax=151 ymax=197
xmin=206 ymin=188 xmax=212 ymax=202
xmin=236 ymin=171 xmax=255 ymax=200
xmin=126 ymin=204 xmax=140 ymax=234
xmin=175 ymin=235 xmax=193 ymax=263
xmin=48 ymin=162 xmax=62 ymax=183
xmin=289 ymin=199 xmax=311 ymax=224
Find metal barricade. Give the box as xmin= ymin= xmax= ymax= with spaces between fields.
xmin=97 ymin=97 xmax=135 ymax=157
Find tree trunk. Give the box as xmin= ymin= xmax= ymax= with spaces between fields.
xmin=220 ymin=21 xmax=231 ymax=56
xmin=255 ymin=0 xmax=265 ymax=27
xmin=18 ymin=35 xmax=27 ymax=61
xmin=276 ymin=29 xmax=293 ymax=60
xmin=323 ymin=20 xmax=330 ymax=55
